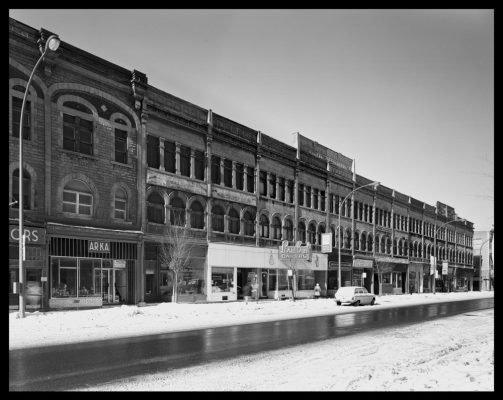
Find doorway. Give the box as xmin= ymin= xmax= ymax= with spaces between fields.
xmin=94 ymin=268 xmax=113 ymax=303
xmin=373 ymin=273 xmax=379 ymax=295
xmin=260 ymin=270 xmax=268 ymax=298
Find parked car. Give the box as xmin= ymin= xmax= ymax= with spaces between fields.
xmin=335 ymin=286 xmax=375 ymax=306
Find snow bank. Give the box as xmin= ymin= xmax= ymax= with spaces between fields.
xmin=9 ymin=291 xmax=493 ymax=350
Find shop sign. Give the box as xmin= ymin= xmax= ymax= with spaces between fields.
xmin=9 ymin=226 xmax=46 ymax=244
xmin=113 ymin=259 xmax=126 ymax=269
xmin=430 ymin=256 xmax=436 ymax=275
xmin=442 ymin=262 xmax=449 ymax=275
xmin=88 ymin=240 xmax=110 ymax=253
xmin=353 ymin=259 xmax=373 ymax=268
xmin=279 ymin=241 xmax=312 ymax=261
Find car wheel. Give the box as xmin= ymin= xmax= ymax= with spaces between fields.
xmin=370 ymin=298 xmax=375 ymax=305
xmin=353 ymin=300 xmax=360 ymax=306
xmin=336 ymin=301 xmax=341 ymax=306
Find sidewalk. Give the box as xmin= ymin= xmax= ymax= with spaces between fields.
xmin=9 ymin=291 xmax=493 ymax=350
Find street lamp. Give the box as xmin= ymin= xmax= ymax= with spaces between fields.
xmin=17 ymin=34 xmax=60 ymax=318
xmin=432 ymin=217 xmax=466 ymax=295
xmin=337 ymin=181 xmax=380 ymax=291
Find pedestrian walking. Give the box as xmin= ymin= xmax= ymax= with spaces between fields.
xmin=314 ymin=283 xmax=321 ymax=299
xmin=243 ymin=283 xmax=251 ymax=304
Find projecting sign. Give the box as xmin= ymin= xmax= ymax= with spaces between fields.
xmin=430 ymin=256 xmax=436 ymax=275
xmin=321 ymin=233 xmax=332 ymax=253
xmin=442 ymin=262 xmax=449 ymax=275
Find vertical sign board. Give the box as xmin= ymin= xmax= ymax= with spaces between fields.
xmin=442 ymin=262 xmax=449 ymax=275
xmin=321 ymin=232 xmax=332 ymax=253
xmin=430 ymin=256 xmax=436 ymax=275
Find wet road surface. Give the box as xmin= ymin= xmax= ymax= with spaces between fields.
xmin=9 ymin=297 xmax=493 ymax=391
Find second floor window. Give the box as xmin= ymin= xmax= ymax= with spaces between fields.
xmin=147 ymin=135 xmax=160 ymax=169
xmin=63 ymin=114 xmax=93 ymax=155
xmin=194 ymin=150 xmax=205 ymax=181
xmin=180 ymin=145 xmax=191 ymax=177
xmin=12 ymin=169 xmax=31 ymax=210
xmin=114 ymin=188 xmax=127 ymax=220
xmin=211 ymin=156 xmax=221 ymax=184
xmin=12 ymin=97 xmax=31 ymax=140
xmin=246 ymin=166 xmax=255 ymax=193
xmin=164 ymin=141 xmax=176 ymax=173
xmin=114 ymin=129 xmax=128 ymax=164
xmin=224 ymin=159 xmax=233 ymax=187
xmin=235 ymin=163 xmax=244 ymax=190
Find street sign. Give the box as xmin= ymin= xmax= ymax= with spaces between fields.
xmin=442 ymin=262 xmax=448 ymax=275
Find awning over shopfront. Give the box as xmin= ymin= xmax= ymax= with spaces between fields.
xmin=376 ymin=262 xmax=408 ymax=273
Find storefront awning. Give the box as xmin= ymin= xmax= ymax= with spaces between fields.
xmin=376 ymin=262 xmax=408 ymax=273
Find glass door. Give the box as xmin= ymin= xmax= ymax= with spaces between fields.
xmin=94 ymin=268 xmax=113 ymax=303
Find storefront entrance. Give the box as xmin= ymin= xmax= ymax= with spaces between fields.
xmin=94 ymin=268 xmax=113 ymax=303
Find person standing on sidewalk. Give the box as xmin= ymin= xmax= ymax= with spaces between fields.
xmin=243 ymin=283 xmax=251 ymax=304
xmin=314 ymin=283 xmax=321 ymax=299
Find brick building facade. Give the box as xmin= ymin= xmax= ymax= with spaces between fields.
xmin=9 ymin=17 xmax=475 ymax=310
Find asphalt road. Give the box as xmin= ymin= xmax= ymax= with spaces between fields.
xmin=9 ymin=297 xmax=494 ymax=391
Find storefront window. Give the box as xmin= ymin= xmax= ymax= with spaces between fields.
xmin=341 ymin=269 xmax=352 ymax=287
xmin=212 ymin=267 xmax=233 ymax=292
xmin=382 ymin=272 xmax=391 ymax=284
xmin=51 ymin=257 xmax=77 ymax=297
xmin=297 ymin=269 xmax=315 ymax=290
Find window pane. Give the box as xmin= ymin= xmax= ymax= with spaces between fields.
xmin=115 ymin=199 xmax=126 ymax=211
xmin=115 ymin=209 xmax=126 ymax=219
xmin=78 ymin=205 xmax=92 ymax=215
xmin=63 ymin=191 xmax=76 ymax=202
xmin=63 ymin=203 xmax=76 ymax=213
xmin=79 ymin=194 xmax=93 ymax=205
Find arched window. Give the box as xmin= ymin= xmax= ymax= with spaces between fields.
xmin=114 ymin=188 xmax=127 ymax=220
xmin=393 ymin=239 xmax=397 ymax=255
xmin=229 ymin=208 xmax=240 ymax=234
xmin=212 ymin=205 xmax=225 ymax=232
xmin=418 ymin=244 xmax=423 ymax=258
xmin=63 ymin=180 xmax=93 ymax=216
xmin=307 ymin=223 xmax=316 ymax=244
xmin=147 ymin=192 xmax=164 ymax=224
xmin=62 ymin=101 xmax=94 ymax=155
xmin=360 ymin=232 xmax=367 ymax=251
xmin=386 ymin=237 xmax=392 ymax=254
xmin=272 ymin=216 xmax=282 ymax=240
xmin=243 ymin=211 xmax=255 ymax=236
xmin=413 ymin=242 xmax=418 ymax=258
xmin=331 ymin=227 xmax=336 ymax=247
xmin=317 ymin=224 xmax=326 ymax=247
xmin=398 ymin=239 xmax=403 ymax=256
xmin=190 ymin=201 xmax=204 ymax=229
xmin=354 ymin=231 xmax=360 ymax=251
xmin=283 ymin=218 xmax=293 ymax=242
xmin=260 ymin=214 xmax=269 ymax=238
xmin=367 ymin=234 xmax=373 ymax=252
xmin=344 ymin=228 xmax=351 ymax=249
xmin=298 ymin=222 xmax=306 ymax=244
xmin=170 ymin=197 xmax=186 ymax=226
xmin=12 ymin=169 xmax=31 ymax=210
xmin=381 ymin=236 xmax=387 ymax=254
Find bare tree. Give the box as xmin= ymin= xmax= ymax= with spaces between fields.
xmin=158 ymin=220 xmax=195 ymax=303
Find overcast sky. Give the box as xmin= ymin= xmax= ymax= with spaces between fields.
xmin=9 ymin=9 xmax=494 ymax=231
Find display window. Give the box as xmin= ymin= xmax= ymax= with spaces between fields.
xmin=211 ymin=267 xmax=234 ymax=292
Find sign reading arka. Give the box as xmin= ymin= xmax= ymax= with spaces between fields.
xmin=278 ymin=241 xmax=312 ymax=261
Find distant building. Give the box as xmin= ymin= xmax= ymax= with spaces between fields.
xmin=473 ymin=228 xmax=494 ymax=291
xmin=9 ymin=17 xmax=476 ymax=310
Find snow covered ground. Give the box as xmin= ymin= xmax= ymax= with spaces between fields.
xmin=9 ymin=291 xmax=494 ymax=391
xmin=77 ymin=308 xmax=494 ymax=391
xmin=9 ymin=291 xmax=493 ymax=350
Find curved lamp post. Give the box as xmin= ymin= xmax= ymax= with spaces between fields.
xmin=432 ymin=217 xmax=466 ymax=295
xmin=337 ymin=181 xmax=379 ymax=291
xmin=17 ymin=34 xmax=60 ymax=318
